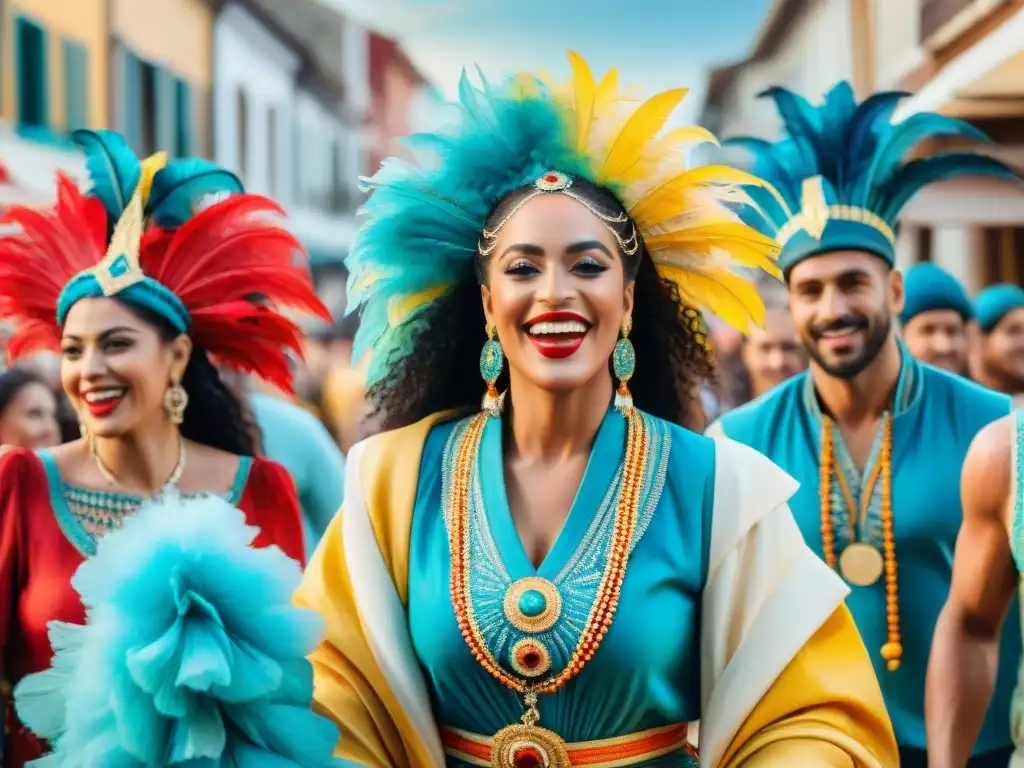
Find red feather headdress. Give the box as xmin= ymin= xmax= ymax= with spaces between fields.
xmin=0 ymin=173 xmax=330 ymax=394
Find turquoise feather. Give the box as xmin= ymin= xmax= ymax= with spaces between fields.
xmin=72 ymin=129 xmax=141 ymax=220
xmin=347 ymin=66 xmax=595 ymax=389
xmin=12 ymin=492 xmax=339 ymax=767
xmin=147 ymin=158 xmax=245 ymax=228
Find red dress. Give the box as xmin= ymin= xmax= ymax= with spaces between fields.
xmin=0 ymin=448 xmax=306 ymax=767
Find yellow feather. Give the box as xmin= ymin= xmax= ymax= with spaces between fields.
xmin=597 ymin=88 xmax=688 ymax=181
xmin=568 ymin=51 xmax=596 ymax=153
xmin=387 ymin=283 xmax=451 ymax=328
xmin=594 ymin=68 xmax=619 ymax=111
xmin=658 ymin=265 xmax=767 ymax=333
xmin=646 ymin=226 xmax=781 ymax=276
xmin=138 ymin=151 xmax=168 ymax=206
xmin=630 ymin=165 xmax=787 ymax=227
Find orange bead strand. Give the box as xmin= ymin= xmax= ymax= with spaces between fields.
xmin=448 ymin=411 xmax=648 ymax=696
xmin=819 ymin=413 xmax=901 ymax=671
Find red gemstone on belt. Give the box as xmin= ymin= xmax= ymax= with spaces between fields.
xmin=513 ymin=746 xmax=544 ymax=768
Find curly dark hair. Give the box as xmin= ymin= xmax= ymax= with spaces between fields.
xmin=367 ymin=178 xmax=715 ymax=431
xmin=123 ymin=303 xmax=262 ymax=456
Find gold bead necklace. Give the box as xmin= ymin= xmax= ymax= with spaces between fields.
xmin=819 ymin=413 xmax=902 ymax=671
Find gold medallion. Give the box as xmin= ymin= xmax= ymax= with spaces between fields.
xmin=491 ymin=723 xmax=570 ymax=768
xmin=491 ymin=694 xmax=569 ymax=768
xmin=839 ymin=542 xmax=884 ymax=587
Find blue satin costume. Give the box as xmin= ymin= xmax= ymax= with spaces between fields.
xmin=409 ymin=409 xmax=707 ymax=766
xmin=716 ymin=345 xmax=1015 ymax=751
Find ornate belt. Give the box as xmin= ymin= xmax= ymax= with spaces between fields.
xmin=440 ymin=721 xmax=697 ymax=767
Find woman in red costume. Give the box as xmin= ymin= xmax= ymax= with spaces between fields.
xmin=0 ymin=130 xmax=330 ymax=766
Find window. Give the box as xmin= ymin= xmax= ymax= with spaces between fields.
xmin=138 ymin=60 xmax=158 ymax=155
xmin=175 ymin=78 xmax=192 ymax=156
xmin=16 ymin=16 xmax=47 ymax=130
xmin=267 ymin=106 xmax=278 ymax=195
xmin=63 ymin=40 xmax=88 ymax=131
xmin=236 ymin=87 xmax=248 ymax=180
xmin=983 ymin=227 xmax=1024 ymax=287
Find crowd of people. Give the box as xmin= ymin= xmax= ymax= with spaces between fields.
xmin=3 ymin=49 xmax=1024 ymax=768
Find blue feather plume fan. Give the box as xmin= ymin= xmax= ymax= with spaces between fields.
xmin=13 ymin=492 xmax=340 ymax=767
xmin=719 ymin=81 xmax=1024 ymax=273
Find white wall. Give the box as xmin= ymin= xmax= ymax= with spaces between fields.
xmin=213 ymin=2 xmax=300 ymax=204
xmin=717 ymin=0 xmax=856 ymax=139
xmin=871 ymin=0 xmax=925 ymax=90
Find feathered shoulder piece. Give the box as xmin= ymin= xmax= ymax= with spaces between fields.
xmin=0 ymin=130 xmax=330 ymax=392
xmin=722 ymin=81 xmax=1023 ymax=273
xmin=13 ymin=492 xmax=339 ymax=766
xmin=347 ymin=50 xmax=782 ymax=390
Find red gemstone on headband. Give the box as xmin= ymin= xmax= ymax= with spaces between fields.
xmin=513 ymin=746 xmax=544 ymax=768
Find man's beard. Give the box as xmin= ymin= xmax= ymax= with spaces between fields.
xmin=805 ymin=313 xmax=891 ymax=379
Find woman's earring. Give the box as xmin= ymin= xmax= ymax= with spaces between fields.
xmin=163 ymin=380 xmax=189 ymax=425
xmin=480 ymin=324 xmax=506 ymax=418
xmin=613 ymin=316 xmax=636 ymax=414
xmin=78 ymin=419 xmax=88 ymax=438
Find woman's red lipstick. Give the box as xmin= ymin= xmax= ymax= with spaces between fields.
xmin=525 ymin=311 xmax=590 ymax=360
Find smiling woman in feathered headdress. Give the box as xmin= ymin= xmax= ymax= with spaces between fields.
xmin=0 ymin=130 xmax=339 ymax=767
xmin=295 ymin=52 xmax=898 ymax=768
xmin=711 ymin=82 xmax=1024 ymax=765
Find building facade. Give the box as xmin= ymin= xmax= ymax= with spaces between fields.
xmin=211 ymin=0 xmax=364 ymax=270
xmin=0 ymin=0 xmax=107 ymax=204
xmin=109 ymin=0 xmax=213 ymax=160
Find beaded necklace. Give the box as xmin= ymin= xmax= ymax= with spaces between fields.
xmin=819 ymin=412 xmax=902 ymax=671
xmin=447 ymin=410 xmax=648 ymax=767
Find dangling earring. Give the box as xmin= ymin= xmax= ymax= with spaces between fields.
xmin=78 ymin=419 xmax=88 ymax=438
xmin=163 ymin=380 xmax=189 ymax=425
xmin=480 ymin=324 xmax=506 ymax=418
xmin=613 ymin=316 xmax=636 ymax=414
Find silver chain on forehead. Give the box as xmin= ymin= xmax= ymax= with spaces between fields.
xmin=477 ymin=171 xmax=639 ymax=257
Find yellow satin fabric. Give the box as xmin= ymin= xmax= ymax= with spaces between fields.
xmin=719 ymin=605 xmax=898 ymax=767
xmin=293 ymin=412 xmax=456 ymax=767
xmin=295 ymin=410 xmax=897 ymax=767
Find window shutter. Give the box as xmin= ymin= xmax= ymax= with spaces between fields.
xmin=15 ymin=16 xmax=48 ymax=130
xmin=175 ymin=78 xmax=192 ymax=157
xmin=63 ymin=40 xmax=89 ymax=131
xmin=124 ymin=49 xmax=142 ymax=152
xmin=155 ymin=67 xmax=176 ymax=155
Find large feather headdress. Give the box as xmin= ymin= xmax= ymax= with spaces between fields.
xmin=0 ymin=130 xmax=330 ymax=392
xmin=723 ymin=81 xmax=1023 ymax=274
xmin=347 ymin=51 xmax=782 ymax=390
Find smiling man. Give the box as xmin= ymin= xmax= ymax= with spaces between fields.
xmin=706 ymin=82 xmax=1022 ymax=767
xmin=971 ymin=283 xmax=1024 ymax=405
xmin=900 ymin=263 xmax=973 ymax=374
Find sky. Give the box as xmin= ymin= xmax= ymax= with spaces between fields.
xmin=326 ymin=0 xmax=775 ymax=123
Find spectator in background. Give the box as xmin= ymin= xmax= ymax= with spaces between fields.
xmin=247 ymin=386 xmax=345 ymax=559
xmin=970 ymin=283 xmax=1024 ymax=405
xmin=711 ymin=277 xmax=804 ymax=414
xmin=899 ymin=263 xmax=973 ymax=375
xmin=0 ymin=367 xmax=61 ymax=449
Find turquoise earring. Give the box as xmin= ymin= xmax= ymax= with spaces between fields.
xmin=613 ymin=316 xmax=635 ymax=414
xmin=480 ymin=324 xmax=506 ymax=418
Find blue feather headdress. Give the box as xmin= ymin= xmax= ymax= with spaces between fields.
xmin=347 ymin=51 xmax=784 ymax=390
xmin=722 ymin=81 xmax=1023 ymax=274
